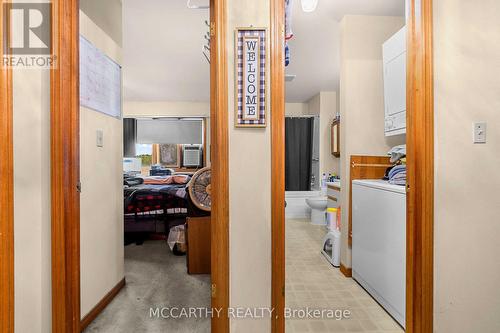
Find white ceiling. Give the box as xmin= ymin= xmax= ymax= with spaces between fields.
xmin=123 ymin=0 xmax=210 ymax=102
xmin=123 ymin=0 xmax=404 ymax=103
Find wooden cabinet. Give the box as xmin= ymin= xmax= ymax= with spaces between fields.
xmin=186 ymin=216 xmax=211 ymax=274
xmin=383 ymin=26 xmax=407 ymax=136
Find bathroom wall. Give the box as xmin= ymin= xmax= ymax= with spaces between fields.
xmin=285 ymin=102 xmax=309 ymax=116
xmin=79 ymin=8 xmax=124 ymax=318
xmin=433 ymin=1 xmax=500 ymax=332
xmin=339 ymin=15 xmax=405 ymax=268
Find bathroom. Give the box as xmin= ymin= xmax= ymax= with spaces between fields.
xmin=284 ymin=0 xmax=407 ymax=332
xmin=284 ymin=95 xmax=339 ymax=220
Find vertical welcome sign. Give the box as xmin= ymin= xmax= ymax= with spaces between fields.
xmin=235 ymin=28 xmax=267 ymax=127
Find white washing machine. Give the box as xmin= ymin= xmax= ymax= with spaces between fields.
xmin=351 ymin=180 xmax=406 ymax=328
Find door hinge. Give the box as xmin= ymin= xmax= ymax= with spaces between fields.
xmin=210 ymin=22 xmax=216 ymax=37
xmin=406 ymin=183 xmax=410 ymax=193
xmin=211 ymin=283 xmax=216 ymax=298
xmin=77 ymin=181 xmax=82 ymax=193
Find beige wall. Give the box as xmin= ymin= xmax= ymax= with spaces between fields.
xmin=433 ymin=1 xmax=500 ymax=332
xmin=79 ymin=10 xmax=125 ymax=318
xmin=339 ymin=15 xmax=405 ymax=267
xmin=304 ymin=92 xmax=340 ymax=176
xmin=124 ymin=101 xmax=210 ymax=118
xmin=285 ymin=102 xmax=308 ymax=116
xmin=80 ymin=0 xmax=122 ymax=46
xmin=228 ymin=1 xmax=271 ymax=332
xmin=13 ymin=69 xmax=51 ymax=333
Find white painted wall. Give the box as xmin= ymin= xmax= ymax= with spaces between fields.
xmin=433 ymin=1 xmax=500 ymax=332
xmin=124 ymin=101 xmax=210 ymax=118
xmin=285 ymin=102 xmax=308 ymax=116
xmin=227 ymin=1 xmax=271 ymax=332
xmin=79 ymin=10 xmax=124 ymax=318
xmin=307 ymin=91 xmax=340 ymax=176
xmin=13 ymin=68 xmax=51 ymax=333
xmin=339 ymin=15 xmax=405 ymax=268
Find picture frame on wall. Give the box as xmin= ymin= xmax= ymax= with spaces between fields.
xmin=331 ymin=117 xmax=340 ymax=157
xmin=235 ymin=27 xmax=267 ymax=127
xmin=159 ymin=144 xmax=181 ymax=168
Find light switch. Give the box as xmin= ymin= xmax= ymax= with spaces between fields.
xmin=96 ymin=130 xmax=104 ymax=147
xmin=473 ymin=122 xmax=487 ymax=144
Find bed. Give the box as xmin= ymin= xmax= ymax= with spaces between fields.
xmin=123 ymin=175 xmax=191 ymax=236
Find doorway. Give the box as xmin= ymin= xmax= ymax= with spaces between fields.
xmin=0 ymin=3 xmax=14 ymax=329
xmin=50 ymin=0 xmax=229 ymax=332
xmin=271 ymin=0 xmax=434 ymax=332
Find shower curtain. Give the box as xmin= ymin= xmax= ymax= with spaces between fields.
xmin=285 ymin=117 xmax=313 ymax=191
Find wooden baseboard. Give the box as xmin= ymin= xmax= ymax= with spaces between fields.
xmin=80 ymin=278 xmax=126 ymax=332
xmin=340 ymin=263 xmax=352 ymax=278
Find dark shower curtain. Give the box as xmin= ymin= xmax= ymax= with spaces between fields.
xmin=285 ymin=117 xmax=313 ymax=191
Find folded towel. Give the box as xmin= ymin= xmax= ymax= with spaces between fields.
xmin=388 ymin=165 xmax=406 ymax=179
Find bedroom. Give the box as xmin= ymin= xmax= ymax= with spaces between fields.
xmin=78 ymin=0 xmax=213 ymax=331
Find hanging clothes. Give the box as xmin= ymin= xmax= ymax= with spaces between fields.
xmin=285 ymin=0 xmax=294 ymax=40
xmin=285 ymin=0 xmax=293 ymax=66
xmin=285 ymin=42 xmax=290 ymax=67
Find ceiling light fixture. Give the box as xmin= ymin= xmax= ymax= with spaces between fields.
xmin=301 ymin=0 xmax=318 ymax=12
xmin=187 ymin=0 xmax=209 ymax=9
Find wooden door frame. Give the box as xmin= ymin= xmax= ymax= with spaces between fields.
xmin=50 ymin=0 xmax=229 ymax=332
xmin=0 ymin=1 xmax=14 ymax=332
xmin=270 ymin=0 xmax=435 ymax=332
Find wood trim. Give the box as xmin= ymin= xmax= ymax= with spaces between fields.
xmin=348 ymin=155 xmax=392 ymax=247
xmin=210 ymin=0 xmax=229 ymax=332
xmin=340 ymin=263 xmax=352 ymax=278
xmin=0 ymin=1 xmax=14 ymax=331
xmin=270 ymin=0 xmax=285 ymax=332
xmin=80 ymin=278 xmax=126 ymax=332
xmin=51 ymin=1 xmax=81 ymax=332
xmin=406 ymin=0 xmax=434 ymax=332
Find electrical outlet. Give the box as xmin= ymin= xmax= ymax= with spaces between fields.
xmin=96 ymin=130 xmax=104 ymax=147
xmin=473 ymin=122 xmax=487 ymax=144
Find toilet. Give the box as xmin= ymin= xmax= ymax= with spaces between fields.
xmin=305 ymin=196 xmax=328 ymax=225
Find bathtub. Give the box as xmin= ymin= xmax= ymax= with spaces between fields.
xmin=285 ymin=191 xmax=322 ymax=219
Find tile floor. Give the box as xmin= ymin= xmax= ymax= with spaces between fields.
xmin=285 ymin=219 xmax=404 ymax=333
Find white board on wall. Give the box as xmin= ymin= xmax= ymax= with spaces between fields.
xmin=80 ymin=36 xmax=122 ymax=118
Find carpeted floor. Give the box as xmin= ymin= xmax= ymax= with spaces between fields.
xmin=83 ymin=240 xmax=211 ymax=333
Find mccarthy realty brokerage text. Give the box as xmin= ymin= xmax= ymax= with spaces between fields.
xmin=149 ymin=307 xmax=352 ymax=320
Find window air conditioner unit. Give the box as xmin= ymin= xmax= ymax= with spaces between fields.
xmin=183 ymin=145 xmax=203 ymax=168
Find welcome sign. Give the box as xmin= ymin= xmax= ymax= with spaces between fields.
xmin=235 ymin=28 xmax=267 ymax=127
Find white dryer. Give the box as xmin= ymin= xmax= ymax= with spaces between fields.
xmin=351 ymin=180 xmax=406 ymax=328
